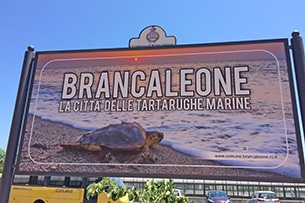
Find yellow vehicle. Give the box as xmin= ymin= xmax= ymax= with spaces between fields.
xmin=7 ymin=175 xmax=133 ymax=203
xmin=96 ymin=177 xmax=132 ymax=203
xmin=98 ymin=191 xmax=131 ymax=203
xmin=9 ymin=185 xmax=84 ymax=203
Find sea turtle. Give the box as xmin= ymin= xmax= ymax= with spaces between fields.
xmin=72 ymin=122 xmax=164 ymax=162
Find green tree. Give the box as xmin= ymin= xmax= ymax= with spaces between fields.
xmin=86 ymin=177 xmax=192 ymax=203
xmin=0 ymin=148 xmax=6 ymax=173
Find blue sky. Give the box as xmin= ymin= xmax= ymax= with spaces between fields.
xmin=0 ymin=0 xmax=305 ymax=150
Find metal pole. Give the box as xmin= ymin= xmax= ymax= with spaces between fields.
xmin=0 ymin=46 xmax=35 ymax=203
xmin=291 ymin=31 xmax=305 ymax=137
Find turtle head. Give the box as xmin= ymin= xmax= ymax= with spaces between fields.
xmin=145 ymin=131 xmax=164 ymax=147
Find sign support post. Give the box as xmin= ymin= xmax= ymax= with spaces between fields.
xmin=0 ymin=46 xmax=35 ymax=203
xmin=290 ymin=31 xmax=305 ymax=178
xmin=291 ymin=31 xmax=305 ymax=137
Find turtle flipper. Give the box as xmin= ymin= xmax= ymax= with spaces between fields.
xmin=59 ymin=143 xmax=82 ymax=149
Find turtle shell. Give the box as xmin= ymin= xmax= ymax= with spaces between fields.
xmin=77 ymin=122 xmax=147 ymax=151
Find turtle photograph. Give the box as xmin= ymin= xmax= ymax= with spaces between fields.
xmin=61 ymin=122 xmax=164 ymax=163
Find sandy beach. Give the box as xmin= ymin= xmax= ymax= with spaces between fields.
xmin=15 ymin=114 xmax=300 ymax=182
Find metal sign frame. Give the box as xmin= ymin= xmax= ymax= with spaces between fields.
xmin=15 ymin=39 xmax=305 ymax=180
xmin=1 ymin=34 xmax=305 ymax=203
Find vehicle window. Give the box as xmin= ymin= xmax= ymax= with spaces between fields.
xmin=49 ymin=176 xmax=66 ymax=186
xmin=258 ymin=192 xmax=277 ymax=198
xmin=13 ymin=175 xmax=45 ymax=185
xmin=69 ymin=176 xmax=83 ymax=188
xmin=209 ymin=191 xmax=227 ymax=198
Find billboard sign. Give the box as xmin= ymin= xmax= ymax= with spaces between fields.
xmin=16 ymin=39 xmax=304 ymax=182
